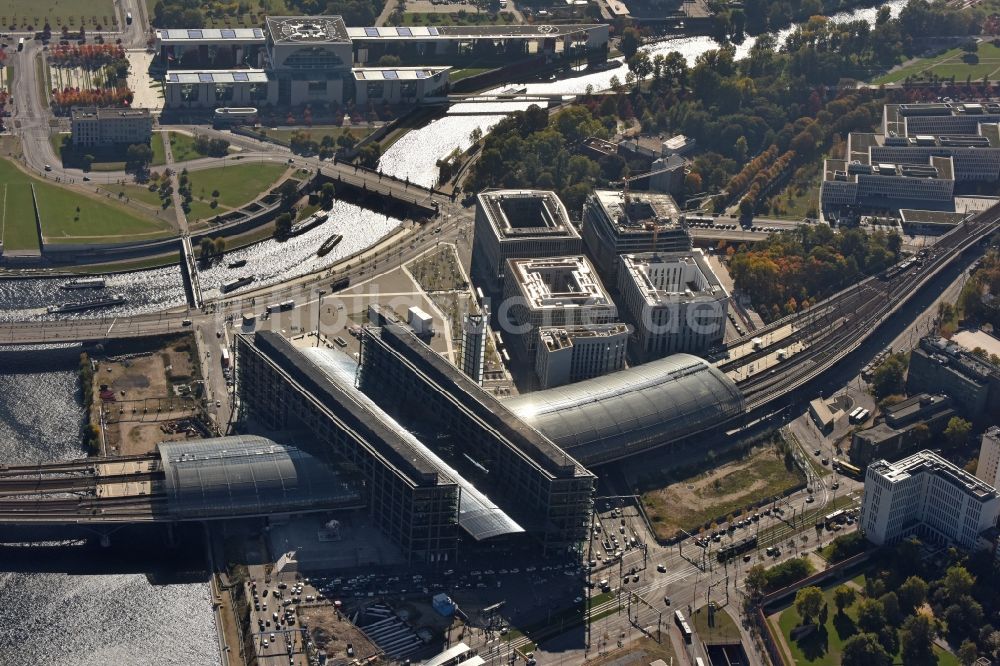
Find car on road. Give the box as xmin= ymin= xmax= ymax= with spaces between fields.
xmin=806 ymin=495 xmax=815 ymax=503
xmin=664 ymin=596 xmax=671 ymax=606
xmin=82 ymin=175 xmax=90 ymax=181
xmin=656 ymin=564 xmax=666 ymax=573
xmin=44 ymin=164 xmax=52 ymax=171
xmin=814 ymin=449 xmax=821 ymax=456
xmin=743 ymin=554 xmax=752 ymax=562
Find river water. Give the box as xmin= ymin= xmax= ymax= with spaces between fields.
xmin=0 ymin=350 xmax=218 ymax=666
xmin=378 ymin=0 xmax=910 ymax=188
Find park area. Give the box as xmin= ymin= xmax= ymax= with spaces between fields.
xmin=2 ymin=0 xmax=115 ymax=31
xmin=52 ymin=132 xmax=166 ymax=171
xmin=639 ymin=445 xmax=805 ymax=540
xmin=183 ymin=162 xmax=289 ymax=222
xmin=0 ymin=158 xmax=173 ymax=251
xmin=873 ymin=40 xmax=1000 ymax=84
xmin=768 ymin=570 xmax=960 ymax=665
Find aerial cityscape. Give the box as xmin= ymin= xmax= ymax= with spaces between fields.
xmin=1 ymin=0 xmax=1000 ymax=663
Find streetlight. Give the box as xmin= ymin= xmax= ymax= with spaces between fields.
xmin=316 ymin=289 xmax=327 ymax=346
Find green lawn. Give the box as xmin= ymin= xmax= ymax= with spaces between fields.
xmin=166 ymin=132 xmax=203 ymax=162
xmin=691 ymin=604 xmax=743 ymax=644
xmin=450 ymin=67 xmax=493 ymax=83
xmin=398 ymin=11 xmax=518 ymax=26
xmin=109 ymin=183 xmax=172 ymax=210
xmin=873 ymin=41 xmax=1000 ymax=84
xmin=1 ymin=0 xmax=115 ymax=29
xmin=0 ymin=158 xmax=173 ymax=248
xmin=260 ymin=126 xmax=369 ymax=145
xmin=184 ymin=163 xmax=287 ymax=221
xmin=773 ymin=579 xmax=960 ymax=666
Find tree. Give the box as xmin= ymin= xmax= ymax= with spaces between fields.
xmin=959 ymin=639 xmax=979 ymax=666
xmin=358 ymin=142 xmax=382 ymax=169
xmin=274 ymin=212 xmax=292 ymax=237
xmin=199 ymin=237 xmax=215 ymax=261
xmin=943 ymin=417 xmax=972 ymax=448
xmin=871 ymin=352 xmax=908 ymax=398
xmin=879 ymin=591 xmax=901 ymax=626
xmin=833 ymin=585 xmax=856 ymax=615
xmin=856 ymin=598 xmax=886 ymax=634
xmin=278 ymin=180 xmax=299 ymax=209
xmin=213 ymin=237 xmax=225 ymax=257
xmin=377 ymin=54 xmax=402 ymax=66
xmin=125 ymin=142 xmax=154 ymax=171
xmin=794 ymin=586 xmax=824 ymax=625
xmin=900 ymin=614 xmax=937 ymax=666
xmin=943 ymin=564 xmax=975 ymax=602
xmin=745 ymin=565 xmax=767 ymax=600
xmin=320 ymin=182 xmax=336 ymax=209
xmin=620 ymin=27 xmax=641 ymax=60
xmin=842 ymin=633 xmax=892 ymax=666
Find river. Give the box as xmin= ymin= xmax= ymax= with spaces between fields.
xmin=377 ymin=0 xmax=910 ymax=188
xmin=0 ymin=350 xmax=218 ymax=666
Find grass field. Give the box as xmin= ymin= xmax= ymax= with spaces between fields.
xmin=106 ymin=182 xmax=171 ymax=210
xmin=1 ymin=0 xmax=115 ymax=30
xmin=873 ymin=41 xmax=1000 ymax=84
xmin=691 ymin=604 xmax=742 ymax=644
xmin=641 ymin=447 xmax=806 ymax=539
xmin=450 ymin=67 xmax=493 ymax=82
xmin=397 ymin=11 xmax=517 ymax=26
xmin=771 ymin=574 xmax=959 ymax=666
xmin=167 ymin=132 xmax=202 ymax=162
xmin=0 ymin=158 xmax=173 ymax=249
xmin=185 ymin=163 xmax=287 ymax=221
xmin=260 ymin=126 xmax=370 ymax=145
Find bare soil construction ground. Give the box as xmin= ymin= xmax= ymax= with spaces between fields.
xmin=300 ymin=603 xmax=380 ymax=663
xmin=92 ymin=336 xmax=209 ymax=456
xmin=640 ymin=447 xmax=805 ymax=540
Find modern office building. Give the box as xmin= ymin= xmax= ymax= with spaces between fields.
xmin=506 ymin=353 xmax=745 ymax=466
xmin=357 ymin=323 xmax=595 ymax=556
xmin=471 ymin=190 xmax=582 ymax=291
xmin=907 ymin=336 xmax=1000 ymax=426
xmin=461 ymin=314 xmax=487 ymax=385
xmin=883 ymin=101 xmax=1000 ymax=138
xmin=235 ymin=331 xmax=464 ymax=563
xmin=534 ymin=323 xmax=629 ymax=389
xmin=616 ymin=250 xmax=728 ymax=360
xmin=70 ymin=107 xmax=153 ymax=147
xmin=861 ymin=450 xmax=1000 ymax=550
xmin=820 ymin=155 xmax=955 ymax=213
xmin=500 ymin=256 xmax=618 ymax=357
xmin=976 ymin=427 xmax=1000 ymax=489
xmin=157 ymin=17 xmax=608 ymax=109
xmin=581 ymin=190 xmax=691 ymax=280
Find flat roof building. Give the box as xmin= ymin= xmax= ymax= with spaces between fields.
xmin=472 ymin=189 xmax=582 ymax=291
xmin=535 ymin=323 xmax=628 ymax=389
xmin=501 ymin=255 xmax=618 ymax=357
xmin=908 ymin=336 xmax=1000 ymax=426
xmin=616 ymin=249 xmax=728 ymax=360
xmin=821 ymin=155 xmax=955 ymax=216
xmin=461 ymin=314 xmax=487 ymax=385
xmin=357 ymin=323 xmax=595 ymax=556
xmin=861 ymin=450 xmax=1000 ymax=550
xmin=70 ymin=107 xmax=153 ymax=147
xmin=582 ymin=190 xmax=691 ymax=280
xmin=506 ymin=352 xmax=744 ymax=465
xmin=849 ymin=393 xmax=956 ymax=466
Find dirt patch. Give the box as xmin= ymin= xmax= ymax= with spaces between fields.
xmin=641 ymin=447 xmax=805 ymax=540
xmin=299 ymin=603 xmax=380 ymax=664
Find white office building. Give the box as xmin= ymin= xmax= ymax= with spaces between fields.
xmin=581 ymin=190 xmax=691 ymax=281
xmin=472 ymin=189 xmax=582 ymax=291
xmin=976 ymin=427 xmax=1000 ymax=489
xmin=616 ymin=250 xmax=728 ymax=360
xmin=861 ymin=450 xmax=1000 ymax=550
xmin=501 ymin=256 xmax=618 ymax=357
xmin=534 ymin=323 xmax=629 ymax=389
xmin=70 ymin=107 xmax=153 ymax=147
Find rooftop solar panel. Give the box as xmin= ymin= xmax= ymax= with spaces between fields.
xmin=187 ymin=29 xmax=203 ymax=39
xmin=383 ymin=70 xmax=399 ymax=80
xmin=167 ymin=73 xmax=178 ymax=82
xmin=253 ymin=28 xmax=264 ymax=38
xmin=396 ymin=27 xmax=412 ymax=36
xmin=364 ymin=27 xmax=379 ymax=37
xmin=416 ymin=70 xmax=429 ymax=79
xmin=428 ymin=27 xmax=439 ymax=36
xmin=199 ymin=73 xmax=214 ymax=82
xmin=232 ymin=72 xmax=249 ymax=81
xmin=221 ymin=28 xmax=236 ymax=38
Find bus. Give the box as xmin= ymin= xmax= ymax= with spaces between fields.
xmin=674 ymin=610 xmax=685 ymax=628
xmin=718 ymin=535 xmax=757 ymax=561
xmin=834 ymin=458 xmax=863 ymax=479
xmin=824 ymin=509 xmax=847 ymax=527
xmin=680 ymin=620 xmax=693 ymax=644
xmin=220 ymin=347 xmax=231 ymax=369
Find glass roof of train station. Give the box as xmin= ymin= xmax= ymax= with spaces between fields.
xmin=505 ymin=354 xmax=745 ymax=465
